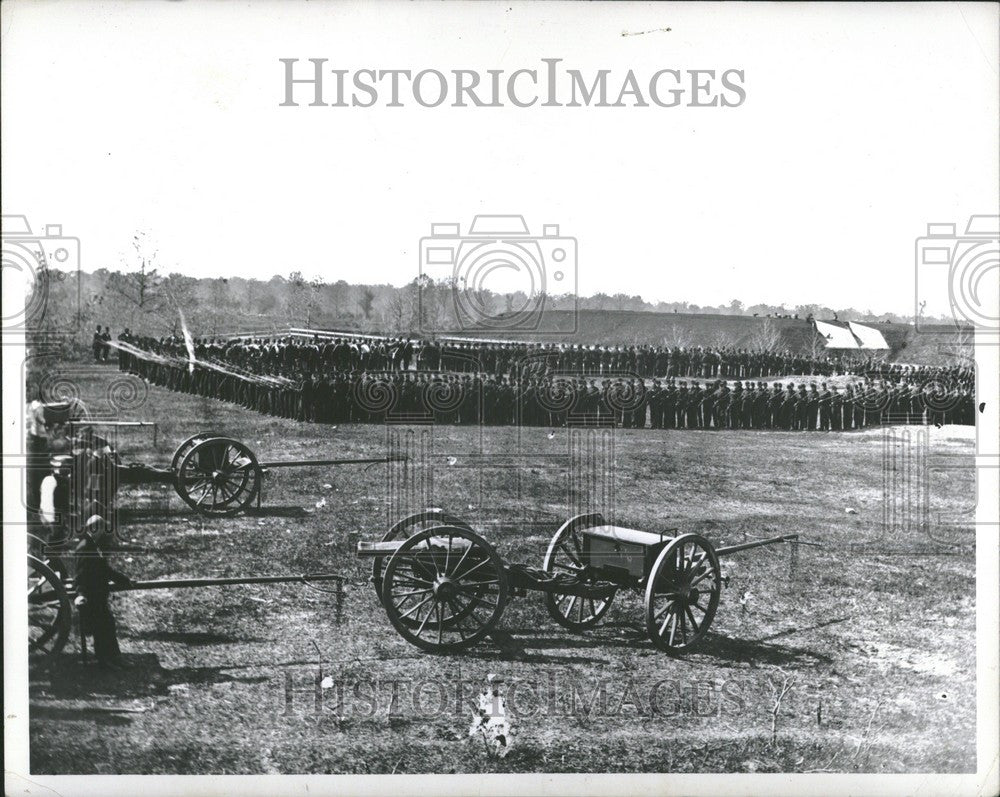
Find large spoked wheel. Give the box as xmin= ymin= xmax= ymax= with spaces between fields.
xmin=28 ymin=554 xmax=72 ymax=660
xmin=645 ymin=533 xmax=721 ymax=654
xmin=373 ymin=509 xmax=474 ymax=604
xmin=170 ymin=430 xmax=224 ymax=471
xmin=543 ymin=513 xmax=616 ymax=630
xmin=175 ymin=437 xmax=261 ymax=516
xmin=382 ymin=526 xmax=508 ymax=653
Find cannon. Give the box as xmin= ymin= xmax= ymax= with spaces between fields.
xmin=159 ymin=431 xmax=405 ymax=516
xmin=358 ymin=510 xmax=801 ymax=654
xmin=40 ymin=424 xmax=404 ymax=518
xmin=26 ymin=534 xmax=346 ymax=660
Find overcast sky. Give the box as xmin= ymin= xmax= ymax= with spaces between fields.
xmin=2 ymin=1 xmax=998 ymax=317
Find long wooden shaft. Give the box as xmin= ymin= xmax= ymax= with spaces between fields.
xmin=715 ymin=534 xmax=799 ymax=557
xmin=259 ymin=456 xmax=406 ymax=468
xmin=108 ymin=573 xmax=345 ymax=592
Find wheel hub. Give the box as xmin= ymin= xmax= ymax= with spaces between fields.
xmin=434 ymin=577 xmax=456 ymax=599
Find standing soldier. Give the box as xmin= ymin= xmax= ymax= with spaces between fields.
xmin=769 ymin=383 xmax=784 ymax=429
xmin=713 ymin=380 xmax=730 ymax=430
xmin=74 ymin=514 xmax=133 ymax=668
xmin=754 ymin=382 xmax=770 ymax=428
xmin=687 ymin=382 xmax=703 ymax=429
xmin=740 ymin=382 xmax=755 ymax=429
xmin=663 ymin=380 xmax=677 ymax=429
xmin=92 ymin=326 xmax=104 ymax=362
xmin=804 ymin=384 xmax=819 ymax=431
xmin=818 ymin=383 xmax=832 ymax=431
xmin=780 ymin=384 xmax=797 ymax=430
xmin=830 ymin=386 xmax=843 ymax=431
xmin=728 ymin=382 xmax=743 ymax=430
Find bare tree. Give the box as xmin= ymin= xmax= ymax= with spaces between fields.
xmin=382 ymin=290 xmax=413 ymax=333
xmin=805 ymin=325 xmax=826 ymax=360
xmin=750 ymin=315 xmax=782 ymax=352
xmin=662 ymin=321 xmax=692 ymax=349
xmin=105 ymin=231 xmax=165 ymax=327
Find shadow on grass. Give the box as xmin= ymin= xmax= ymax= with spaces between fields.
xmin=487 ymin=624 xmax=830 ymax=668
xmin=32 ymin=653 xmax=271 ymax=700
xmin=118 ymin=505 xmax=310 ymax=522
xmin=30 ymin=704 xmax=138 ymax=727
xmin=129 ymin=629 xmax=272 ymax=646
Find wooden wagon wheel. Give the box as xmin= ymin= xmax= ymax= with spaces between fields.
xmin=175 ymin=437 xmax=261 ymax=516
xmin=372 ymin=509 xmax=474 ymax=604
xmin=382 ymin=526 xmax=508 ymax=653
xmin=170 ymin=430 xmax=225 ymax=471
xmin=543 ymin=513 xmax=617 ymax=630
xmin=28 ymin=553 xmax=72 ymax=659
xmin=645 ymin=533 xmax=721 ymax=654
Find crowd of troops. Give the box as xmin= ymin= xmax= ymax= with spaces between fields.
xmin=113 ymin=332 xmax=976 ymax=431
xmin=116 ymin=331 xmax=975 ymax=387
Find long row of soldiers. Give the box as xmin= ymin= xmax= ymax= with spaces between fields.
xmin=117 ymin=331 xmax=975 ymax=389
xmin=115 ymin=340 xmax=976 ymax=430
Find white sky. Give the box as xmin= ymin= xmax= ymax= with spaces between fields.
xmin=2 ymin=1 xmax=998 ymax=316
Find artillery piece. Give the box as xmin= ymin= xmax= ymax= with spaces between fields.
xmin=359 ymin=510 xmax=801 ymax=655
xmin=42 ymin=426 xmax=403 ymax=518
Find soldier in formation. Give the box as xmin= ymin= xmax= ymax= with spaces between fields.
xmin=114 ymin=332 xmax=977 ymax=430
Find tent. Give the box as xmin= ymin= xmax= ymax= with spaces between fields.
xmin=847 ymin=321 xmax=890 ymax=350
xmin=813 ymin=320 xmax=860 ymax=349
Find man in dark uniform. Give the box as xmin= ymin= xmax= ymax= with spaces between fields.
xmin=675 ymin=382 xmax=688 ymax=429
xmin=92 ymin=326 xmax=104 ymax=361
xmin=663 ymin=380 xmax=677 ymax=429
xmin=768 ymin=383 xmax=784 ymax=429
xmin=74 ymin=514 xmax=132 ymax=667
xmin=830 ymin=385 xmax=843 ymax=431
xmin=780 ymin=384 xmax=797 ymax=430
xmin=740 ymin=382 xmax=756 ymax=429
xmin=728 ymin=382 xmax=743 ymax=430
xmin=713 ymin=380 xmax=730 ymax=430
xmin=806 ymin=384 xmax=820 ymax=431
xmin=687 ymin=382 xmax=703 ymax=429
xmin=818 ymin=383 xmax=832 ymax=431
xmin=754 ymin=381 xmax=770 ymax=428
xmin=648 ymin=380 xmax=663 ymax=429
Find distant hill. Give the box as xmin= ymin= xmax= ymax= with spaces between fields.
xmin=402 ymin=309 xmax=971 ymax=366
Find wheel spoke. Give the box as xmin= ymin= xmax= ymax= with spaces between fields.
xmin=452 ymin=556 xmax=491 ymax=581
xmin=415 ymin=597 xmax=438 ymax=637
xmin=560 ymin=542 xmax=583 ymax=567
xmin=393 ymin=587 xmax=433 ymax=598
xmin=396 ymin=593 xmax=434 ymax=619
xmin=449 ymin=540 xmax=473 ymax=578
xmin=690 ymin=569 xmax=716 ymax=588
xmin=443 ymin=596 xmax=469 ymax=640
xmin=394 ymin=574 xmax=434 ymax=588
xmin=685 ymin=605 xmax=700 ymax=633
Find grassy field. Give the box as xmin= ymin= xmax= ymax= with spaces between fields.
xmin=27 ymin=359 xmax=977 ymax=774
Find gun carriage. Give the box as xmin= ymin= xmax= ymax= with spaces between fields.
xmin=26 ymin=534 xmax=346 ymax=660
xmin=359 ymin=510 xmax=801 ymax=655
xmin=30 ymin=404 xmax=403 ymax=518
